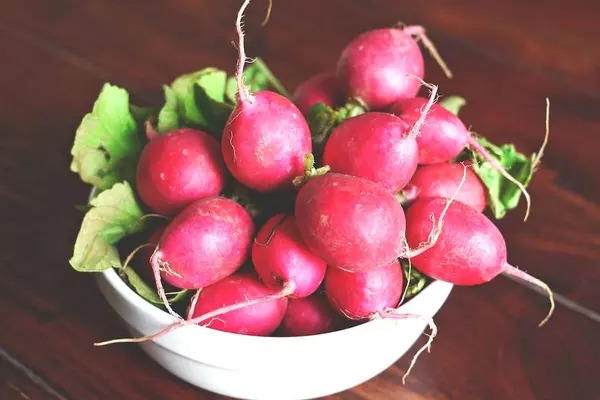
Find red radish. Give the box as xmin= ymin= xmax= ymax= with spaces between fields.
xmin=325 ymin=260 xmax=437 ymax=383
xmin=405 ymin=197 xmax=555 ymax=326
xmin=295 ymin=173 xmax=407 ymax=272
xmin=278 ymin=294 xmax=346 ymax=336
xmin=325 ymin=260 xmax=404 ymax=321
xmin=292 ymin=72 xmax=345 ymax=116
xmin=150 ymin=196 xmax=254 ymax=318
xmin=336 ymin=26 xmax=452 ymax=110
xmin=252 ymin=213 xmax=327 ymax=299
xmin=96 ymin=273 xmax=290 ymax=345
xmin=221 ymin=0 xmax=312 ymax=193
xmin=401 ymin=163 xmax=487 ymax=212
xmin=321 ymin=112 xmax=418 ymax=193
xmin=137 ymin=128 xmax=226 ymax=217
xmin=186 ymin=273 xmax=288 ymax=336
xmin=390 ymin=97 xmax=532 ymax=220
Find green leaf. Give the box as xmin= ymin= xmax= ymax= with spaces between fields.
xmin=69 ymin=182 xmax=148 ymax=272
xmin=156 ymin=85 xmax=181 ymax=133
xmin=439 ymin=95 xmax=467 ymax=116
xmin=70 ymin=83 xmax=143 ymax=190
xmin=469 ymin=137 xmax=536 ymax=219
xmin=169 ymin=68 xmax=227 ymax=124
xmin=123 ymin=267 xmax=189 ymax=305
xmin=400 ymin=260 xmax=431 ymax=300
xmin=193 ymin=84 xmax=234 ymax=135
xmin=306 ymin=100 xmax=367 ymax=157
xmin=225 ymin=58 xmax=290 ymax=103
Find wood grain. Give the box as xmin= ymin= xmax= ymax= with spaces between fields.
xmin=0 ymin=0 xmax=599 ymax=399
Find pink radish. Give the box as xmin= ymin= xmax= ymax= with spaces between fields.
xmin=405 ymin=197 xmax=555 ymax=326
xmin=95 ymin=273 xmax=290 ymax=345
xmin=150 ymin=196 xmax=254 ymax=318
xmin=292 ymin=72 xmax=345 ymax=116
xmin=325 ymin=260 xmax=404 ymax=321
xmin=252 ymin=213 xmax=327 ymax=299
xmin=401 ymin=163 xmax=487 ymax=212
xmin=336 ymin=26 xmax=452 ymax=110
xmin=137 ymin=128 xmax=226 ymax=217
xmin=390 ymin=97 xmax=532 ymax=220
xmin=321 ymin=112 xmax=418 ymax=193
xmin=325 ymin=260 xmax=437 ymax=383
xmin=186 ymin=273 xmax=288 ymax=336
xmin=221 ymin=0 xmax=312 ymax=193
xmin=278 ymin=294 xmax=346 ymax=336
xmin=295 ymin=173 xmax=407 ymax=272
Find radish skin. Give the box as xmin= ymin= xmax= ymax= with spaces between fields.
xmin=252 ymin=213 xmax=327 ymax=299
xmin=406 ymin=197 xmax=554 ymax=326
xmin=322 ymin=112 xmax=418 ymax=193
xmin=292 ymin=72 xmax=345 ymax=116
xmin=402 ymin=163 xmax=487 ymax=212
xmin=279 ymin=294 xmax=346 ymax=336
xmin=220 ymin=0 xmax=312 ymax=193
xmin=136 ymin=128 xmax=227 ymax=217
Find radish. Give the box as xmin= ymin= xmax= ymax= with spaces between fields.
xmin=149 ymin=196 xmax=254 ymax=318
xmin=186 ymin=273 xmax=288 ymax=336
xmin=325 ymin=260 xmax=404 ymax=321
xmin=252 ymin=213 xmax=327 ymax=299
xmin=278 ymin=294 xmax=346 ymax=336
xmin=405 ymin=197 xmax=555 ymax=326
xmin=390 ymin=97 xmax=532 ymax=220
xmin=325 ymin=260 xmax=437 ymax=383
xmin=220 ymin=0 xmax=312 ymax=193
xmin=95 ymin=273 xmax=289 ymax=345
xmin=400 ymin=163 xmax=487 ymax=212
xmin=321 ymin=111 xmax=419 ymax=193
xmin=292 ymin=72 xmax=345 ymax=116
xmin=336 ymin=25 xmax=452 ymax=110
xmin=294 ymin=173 xmax=407 ymax=272
xmin=136 ymin=128 xmax=226 ymax=217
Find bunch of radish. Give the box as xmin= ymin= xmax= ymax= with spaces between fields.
xmin=69 ymin=0 xmax=554 ymax=383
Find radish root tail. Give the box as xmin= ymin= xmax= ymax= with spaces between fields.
xmin=93 ymin=282 xmax=296 ymax=346
xmin=235 ymin=0 xmax=253 ymax=103
xmin=406 ymin=76 xmax=438 ymax=140
xmin=467 ymin=136 xmax=532 ymax=221
xmin=150 ymin=248 xmax=183 ymax=321
xmin=532 ymin=98 xmax=551 ymax=171
xmin=187 ymin=289 xmax=202 ymax=320
xmin=402 ymin=25 xmax=453 ymax=79
xmin=378 ymin=311 xmax=438 ymax=384
xmin=402 ymin=163 xmax=467 ymax=258
xmin=120 ymin=243 xmax=155 ymax=275
xmin=503 ymin=264 xmax=555 ymax=327
xmin=261 ymin=0 xmax=273 ymax=26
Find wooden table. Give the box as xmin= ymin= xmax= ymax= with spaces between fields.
xmin=1 ymin=1 xmax=599 ymax=399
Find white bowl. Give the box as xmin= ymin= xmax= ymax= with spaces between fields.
xmin=95 ymin=266 xmax=453 ymax=400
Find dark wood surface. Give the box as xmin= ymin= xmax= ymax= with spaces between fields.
xmin=1 ymin=1 xmax=599 ymax=399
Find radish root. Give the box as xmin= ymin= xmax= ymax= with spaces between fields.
xmin=402 ymin=25 xmax=453 ymax=79
xmin=503 ymin=264 xmax=555 ymax=327
xmin=467 ymin=136 xmax=532 ymax=221
xmin=378 ymin=311 xmax=438 ymax=384
xmin=261 ymin=0 xmax=273 ymax=26
xmin=94 ymin=282 xmax=296 ymax=346
xmin=401 ymin=163 xmax=468 ymax=258
xmin=150 ymin=248 xmax=183 ymax=321
xmin=406 ymin=76 xmax=438 ymax=140
xmin=120 ymin=243 xmax=155 ymax=275
xmin=235 ymin=0 xmax=253 ymax=103
xmin=532 ymin=98 xmax=551 ymax=171
xmin=187 ymin=289 xmax=202 ymax=320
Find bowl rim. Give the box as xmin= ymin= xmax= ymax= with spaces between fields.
xmin=91 ymin=186 xmax=453 ymax=346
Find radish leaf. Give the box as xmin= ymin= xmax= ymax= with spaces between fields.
xmin=69 ymin=182 xmax=148 ymax=272
xmin=70 ymin=83 xmax=143 ymax=190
